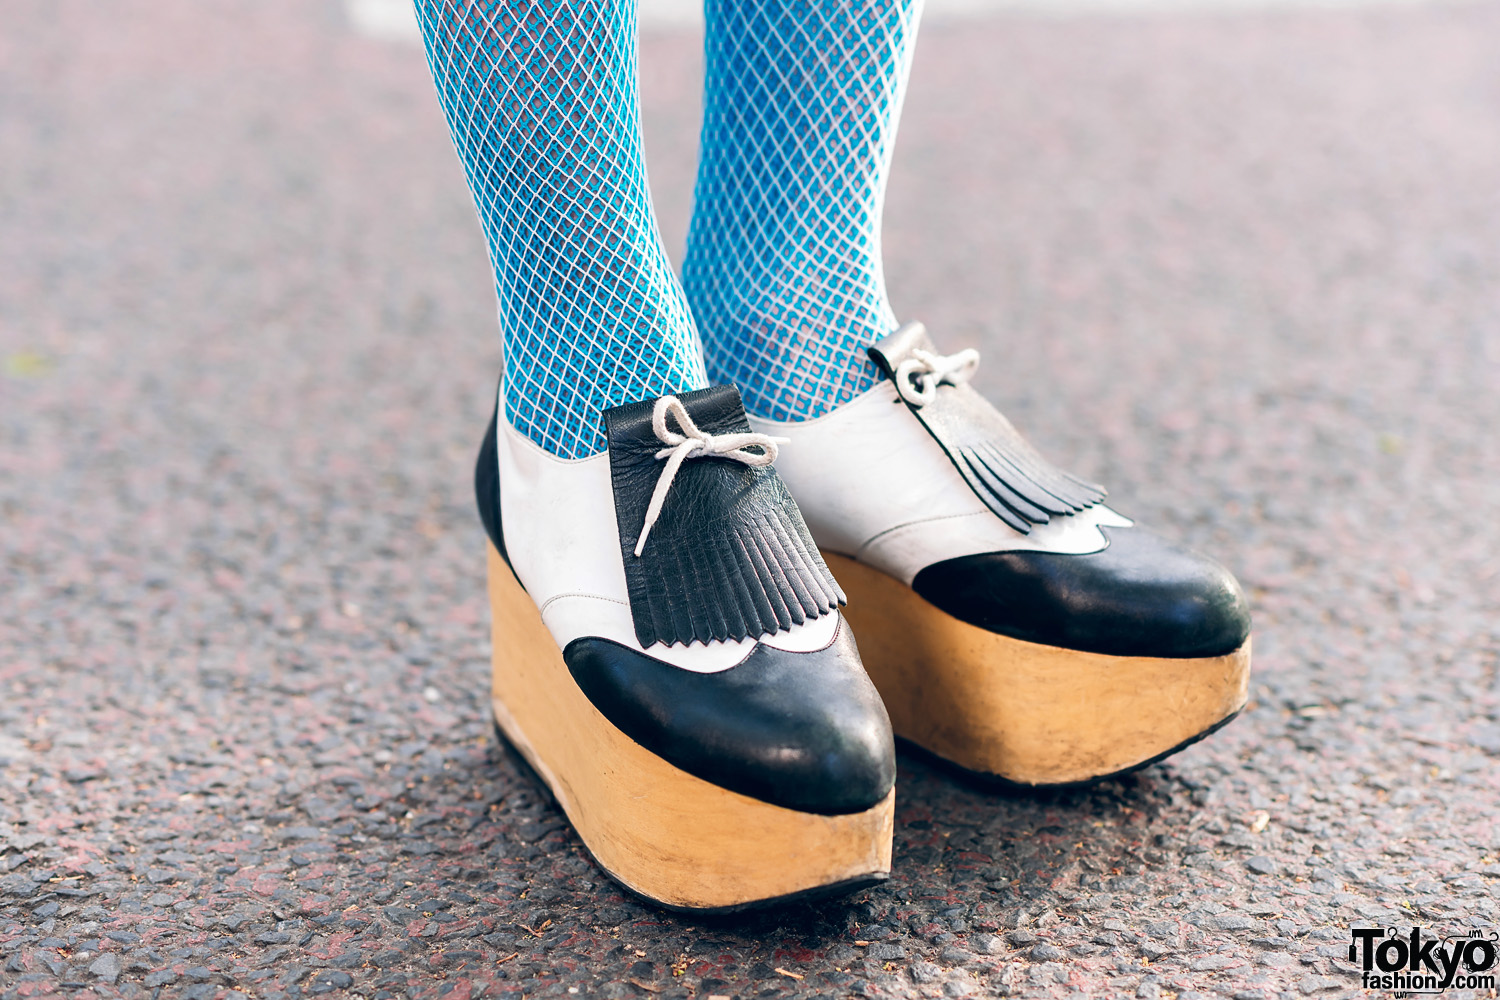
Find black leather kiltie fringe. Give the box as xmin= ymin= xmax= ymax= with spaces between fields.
xmin=869 ymin=324 xmax=1108 ymax=534
xmin=605 ymin=386 xmax=844 ymax=649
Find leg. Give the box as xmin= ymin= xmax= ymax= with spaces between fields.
xmin=687 ymin=0 xmax=1251 ymax=785
xmin=416 ymin=0 xmax=705 ymax=458
xmin=414 ymin=0 xmax=895 ymax=908
xmin=684 ymin=0 xmax=922 ymax=422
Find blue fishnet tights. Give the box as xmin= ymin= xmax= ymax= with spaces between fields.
xmin=685 ymin=0 xmax=924 ymax=422
xmin=416 ymin=0 xmax=923 ymax=454
xmin=415 ymin=0 xmax=706 ymax=459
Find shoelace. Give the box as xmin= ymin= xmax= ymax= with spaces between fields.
xmin=894 ymin=346 xmax=980 ymax=407
xmin=633 ymin=395 xmax=789 ymax=557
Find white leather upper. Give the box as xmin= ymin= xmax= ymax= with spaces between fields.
xmin=495 ymin=391 xmax=840 ymax=673
xmin=749 ymin=381 xmax=1133 ymax=586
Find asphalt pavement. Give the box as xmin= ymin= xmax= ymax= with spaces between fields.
xmin=2 ymin=0 xmax=1499 ymax=997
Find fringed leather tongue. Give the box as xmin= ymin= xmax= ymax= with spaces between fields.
xmin=869 ymin=323 xmax=1108 ymax=534
xmin=604 ymin=386 xmax=845 ymax=648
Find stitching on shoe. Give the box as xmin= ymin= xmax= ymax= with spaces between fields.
xmin=537 ymin=591 xmax=631 ymax=617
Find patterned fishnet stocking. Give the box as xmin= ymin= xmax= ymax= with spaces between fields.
xmin=415 ymin=0 xmax=706 ymax=459
xmin=684 ymin=0 xmax=925 ymax=422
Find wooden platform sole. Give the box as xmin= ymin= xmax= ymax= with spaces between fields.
xmin=485 ymin=545 xmax=894 ymax=912
xmin=824 ymin=552 xmax=1251 ymax=787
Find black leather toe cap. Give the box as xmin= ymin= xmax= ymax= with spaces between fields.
xmin=563 ymin=619 xmax=895 ymax=815
xmin=912 ymin=526 xmax=1251 ymax=658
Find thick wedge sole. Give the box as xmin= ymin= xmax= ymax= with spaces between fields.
xmin=486 ymin=545 xmax=894 ymax=912
xmin=823 ymin=552 xmax=1251 ymax=787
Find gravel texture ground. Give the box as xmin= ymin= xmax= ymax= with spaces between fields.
xmin=3 ymin=1 xmax=1500 ymax=998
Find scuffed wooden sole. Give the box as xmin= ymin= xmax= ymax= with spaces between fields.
xmin=823 ymin=552 xmax=1251 ymax=787
xmin=486 ymin=545 xmax=894 ymax=912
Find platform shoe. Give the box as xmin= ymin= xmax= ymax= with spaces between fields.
xmin=749 ymin=323 xmax=1252 ymax=787
xmin=475 ymin=383 xmax=895 ymax=910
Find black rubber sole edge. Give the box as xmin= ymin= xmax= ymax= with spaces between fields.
xmin=897 ymin=705 xmax=1245 ymax=795
xmin=489 ymin=720 xmax=889 ymax=917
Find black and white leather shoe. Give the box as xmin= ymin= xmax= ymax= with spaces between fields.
xmin=750 ymin=323 xmax=1252 ymax=788
xmin=474 ymin=383 xmax=895 ymax=912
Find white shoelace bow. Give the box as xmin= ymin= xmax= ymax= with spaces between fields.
xmin=894 ymin=347 xmax=981 ymax=407
xmin=633 ymin=395 xmax=789 ymax=557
